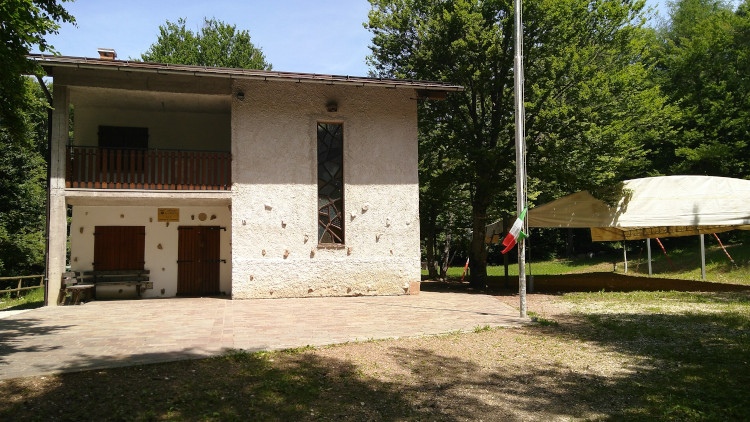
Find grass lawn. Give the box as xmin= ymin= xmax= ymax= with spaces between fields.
xmin=0 ymin=287 xmax=44 ymax=311
xmin=430 ymin=240 xmax=750 ymax=286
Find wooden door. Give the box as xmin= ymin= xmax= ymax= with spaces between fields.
xmin=177 ymin=226 xmax=221 ymax=296
xmin=93 ymin=226 xmax=145 ymax=270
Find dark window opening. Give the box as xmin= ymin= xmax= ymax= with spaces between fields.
xmin=317 ymin=123 xmax=344 ymax=244
xmin=98 ymin=126 xmax=148 ymax=149
xmin=97 ymin=126 xmax=148 ymax=172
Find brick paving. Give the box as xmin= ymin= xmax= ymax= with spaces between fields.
xmin=0 ymin=291 xmax=526 ymax=380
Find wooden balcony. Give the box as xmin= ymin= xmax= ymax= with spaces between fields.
xmin=66 ymin=146 xmax=232 ymax=190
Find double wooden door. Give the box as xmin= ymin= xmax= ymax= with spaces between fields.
xmin=177 ymin=226 xmax=221 ymax=296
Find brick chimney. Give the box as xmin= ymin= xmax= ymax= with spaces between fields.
xmin=97 ymin=48 xmax=117 ymax=60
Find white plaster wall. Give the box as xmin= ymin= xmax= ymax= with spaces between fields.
xmin=231 ymin=81 xmax=421 ymax=298
xmin=73 ymin=106 xmax=230 ymax=151
xmin=69 ymin=205 xmax=232 ymax=298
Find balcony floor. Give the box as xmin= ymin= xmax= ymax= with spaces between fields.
xmin=65 ymin=188 xmax=232 ymax=206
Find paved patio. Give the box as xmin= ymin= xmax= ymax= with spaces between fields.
xmin=0 ymin=291 xmax=526 ymax=380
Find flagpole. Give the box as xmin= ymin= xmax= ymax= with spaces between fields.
xmin=513 ymin=0 xmax=527 ymax=318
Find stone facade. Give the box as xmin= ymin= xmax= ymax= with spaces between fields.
xmin=231 ymin=81 xmax=421 ymax=298
xmin=37 ymin=55 xmax=459 ymax=304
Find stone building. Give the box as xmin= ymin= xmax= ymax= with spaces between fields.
xmin=32 ymin=52 xmax=461 ymax=304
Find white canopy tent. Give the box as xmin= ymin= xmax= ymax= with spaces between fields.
xmin=527 ymin=176 xmax=750 ymax=238
xmin=525 ymin=175 xmax=750 ymax=278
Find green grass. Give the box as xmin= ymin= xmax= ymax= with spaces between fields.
xmin=472 ymin=324 xmax=493 ymax=333
xmin=427 ymin=254 xmax=617 ymax=279
xmin=528 ymin=311 xmax=559 ymax=326
xmin=426 ymin=241 xmax=750 ymax=285
xmin=622 ymin=242 xmax=750 ymax=285
xmin=0 ymin=287 xmax=45 ymax=311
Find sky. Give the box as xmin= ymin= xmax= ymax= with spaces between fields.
xmin=40 ymin=0 xmax=670 ymax=78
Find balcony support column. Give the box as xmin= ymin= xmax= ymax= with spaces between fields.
xmin=46 ymin=84 xmax=69 ymax=306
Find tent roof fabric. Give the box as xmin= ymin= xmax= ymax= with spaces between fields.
xmin=527 ymin=176 xmax=750 ymax=241
xmin=485 ymin=219 xmax=505 ymax=244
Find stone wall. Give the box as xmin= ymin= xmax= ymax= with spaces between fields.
xmin=230 ymin=81 xmax=422 ymax=298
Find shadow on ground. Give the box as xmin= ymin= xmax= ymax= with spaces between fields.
xmin=0 ymin=318 xmax=69 ymax=368
xmin=2 ymin=292 xmax=750 ymax=420
xmin=0 ymin=350 xmax=429 ymax=421
xmin=3 ymin=305 xmax=749 ymax=420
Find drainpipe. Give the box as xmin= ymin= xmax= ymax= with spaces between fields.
xmin=36 ymin=75 xmax=53 ymax=306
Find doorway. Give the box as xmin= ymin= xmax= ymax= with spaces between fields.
xmin=177 ymin=226 xmax=221 ymax=296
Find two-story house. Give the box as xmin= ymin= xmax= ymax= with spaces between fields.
xmin=31 ymin=52 xmax=461 ymax=304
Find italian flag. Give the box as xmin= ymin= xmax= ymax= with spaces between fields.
xmin=501 ymin=207 xmax=528 ymax=254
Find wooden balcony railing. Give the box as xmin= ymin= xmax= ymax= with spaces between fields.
xmin=66 ymin=146 xmax=232 ymax=190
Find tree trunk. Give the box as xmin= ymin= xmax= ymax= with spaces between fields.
xmin=468 ymin=194 xmax=490 ymax=290
xmin=440 ymin=213 xmax=453 ymax=280
xmin=440 ymin=234 xmax=450 ymax=281
xmin=425 ymin=231 xmax=439 ymax=280
xmin=566 ymin=228 xmax=574 ymax=259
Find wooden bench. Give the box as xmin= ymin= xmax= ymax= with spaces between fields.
xmin=59 ymin=271 xmax=95 ymax=305
xmin=81 ymin=270 xmax=152 ymax=298
xmin=59 ymin=270 xmax=152 ymax=304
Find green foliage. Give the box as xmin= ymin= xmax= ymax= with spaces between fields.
xmin=0 ymin=0 xmax=74 ymax=139
xmin=140 ymin=17 xmax=272 ymax=70
xmin=0 ymin=78 xmax=49 ymax=275
xmin=368 ymin=0 xmax=670 ymax=284
xmin=0 ymin=1 xmax=60 ymax=276
xmin=655 ymin=0 xmax=750 ymax=177
xmin=523 ymin=0 xmax=671 ymax=198
xmin=418 ymin=117 xmax=471 ymax=278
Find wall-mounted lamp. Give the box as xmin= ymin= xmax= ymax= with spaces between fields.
xmin=236 ymin=91 xmax=245 ymax=101
xmin=326 ymin=101 xmax=338 ymax=113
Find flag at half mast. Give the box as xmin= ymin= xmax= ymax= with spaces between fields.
xmin=501 ymin=207 xmax=528 ymax=254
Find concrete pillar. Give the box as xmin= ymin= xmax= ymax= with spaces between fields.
xmin=46 ymin=84 xmax=69 ymax=306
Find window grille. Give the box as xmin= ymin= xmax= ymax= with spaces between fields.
xmin=317 ymin=123 xmax=344 ymax=244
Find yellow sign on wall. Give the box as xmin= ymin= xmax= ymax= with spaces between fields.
xmin=158 ymin=208 xmax=180 ymax=222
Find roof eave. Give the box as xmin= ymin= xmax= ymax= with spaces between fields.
xmin=28 ymin=54 xmax=464 ymax=93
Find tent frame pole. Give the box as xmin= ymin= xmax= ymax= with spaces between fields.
xmin=700 ymin=234 xmax=706 ymax=281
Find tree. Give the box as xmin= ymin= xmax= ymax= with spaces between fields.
xmin=0 ymin=78 xmax=49 ymax=275
xmin=141 ymin=17 xmax=272 ymax=70
xmin=0 ymin=0 xmax=74 ymax=141
xmin=417 ymin=97 xmax=469 ymax=279
xmin=367 ymin=0 xmax=671 ymax=287
xmin=0 ymin=1 xmax=73 ymax=275
xmin=655 ymin=0 xmax=750 ymax=178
